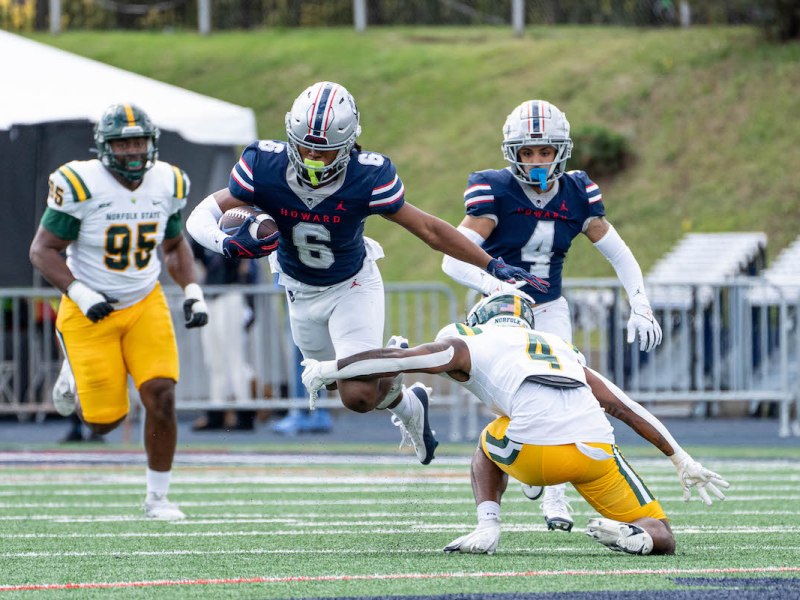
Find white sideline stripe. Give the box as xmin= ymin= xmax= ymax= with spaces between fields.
xmin=2 ymin=494 xmax=800 ymax=510
xmin=5 ymin=544 xmax=800 ymax=560
xmin=3 ymin=481 xmax=798 ymax=497
xmin=1 ymin=452 xmax=797 ymax=470
xmin=4 ymin=524 xmax=800 ymax=540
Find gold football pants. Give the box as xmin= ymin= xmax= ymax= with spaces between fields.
xmin=56 ymin=283 xmax=179 ymax=424
xmin=481 ymin=416 xmax=667 ymax=522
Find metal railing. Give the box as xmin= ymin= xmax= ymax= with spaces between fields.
xmin=2 ymin=279 xmax=798 ymax=438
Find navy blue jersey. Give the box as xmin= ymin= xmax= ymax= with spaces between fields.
xmin=464 ymin=168 xmax=605 ymax=302
xmin=229 ymin=140 xmax=404 ymax=285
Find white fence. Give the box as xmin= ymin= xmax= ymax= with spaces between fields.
xmin=2 ymin=278 xmax=798 ymax=438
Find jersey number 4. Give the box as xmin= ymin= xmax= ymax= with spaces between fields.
xmin=104 ymin=223 xmax=158 ymax=271
xmin=520 ymin=221 xmax=555 ymax=279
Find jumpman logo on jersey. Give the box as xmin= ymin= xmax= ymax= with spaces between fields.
xmin=559 ymin=199 xmax=568 ymax=212
xmin=350 ymin=279 xmax=360 ymax=289
xmin=335 ymin=201 xmax=347 ymax=211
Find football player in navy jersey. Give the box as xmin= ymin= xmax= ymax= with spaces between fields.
xmin=441 ymin=100 xmax=663 ymax=531
xmin=187 ymin=81 xmax=547 ymax=465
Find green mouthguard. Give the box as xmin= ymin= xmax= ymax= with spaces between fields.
xmin=303 ymin=159 xmax=325 ymax=185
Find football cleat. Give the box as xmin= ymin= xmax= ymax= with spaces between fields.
xmin=521 ymin=483 xmax=544 ymax=501
xmin=52 ymin=360 xmax=77 ymax=417
xmin=143 ymin=493 xmax=186 ymax=520
xmin=444 ymin=519 xmax=501 ymax=555
xmin=391 ymin=382 xmax=438 ymax=465
xmin=585 ymin=518 xmax=654 ymax=555
xmin=542 ymin=484 xmax=574 ymax=532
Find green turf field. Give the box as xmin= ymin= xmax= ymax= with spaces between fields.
xmin=2 ymin=448 xmax=799 ymax=599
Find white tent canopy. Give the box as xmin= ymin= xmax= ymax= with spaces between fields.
xmin=0 ymin=30 xmax=257 ymax=146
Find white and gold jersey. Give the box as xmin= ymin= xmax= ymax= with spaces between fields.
xmin=436 ymin=323 xmax=614 ymax=445
xmin=42 ymin=159 xmax=189 ymax=308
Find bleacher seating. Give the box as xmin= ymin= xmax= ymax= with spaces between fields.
xmin=748 ymin=235 xmax=800 ymax=305
xmin=647 ymin=232 xmax=767 ymax=308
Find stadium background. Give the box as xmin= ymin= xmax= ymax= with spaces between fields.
xmin=1 ymin=2 xmax=799 ymax=598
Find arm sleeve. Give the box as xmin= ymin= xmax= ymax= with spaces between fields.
xmin=185 ymin=195 xmax=228 ymax=254
xmin=593 ymin=224 xmax=650 ymax=308
xmin=441 ymin=226 xmax=505 ymax=295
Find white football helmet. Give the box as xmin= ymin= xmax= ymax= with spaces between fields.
xmin=501 ymin=100 xmax=572 ymax=187
xmin=285 ymin=81 xmax=361 ymax=186
xmin=466 ymin=292 xmax=536 ymax=329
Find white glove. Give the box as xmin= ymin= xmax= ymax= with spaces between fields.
xmin=300 ymin=358 xmax=338 ymax=410
xmin=627 ymin=302 xmax=662 ymax=352
xmin=670 ymin=450 xmax=730 ymax=506
xmin=443 ymin=519 xmax=501 ymax=555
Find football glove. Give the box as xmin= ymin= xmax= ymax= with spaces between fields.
xmin=627 ymin=302 xmax=663 ymax=352
xmin=486 ymin=258 xmax=549 ymax=294
xmin=670 ymin=450 xmax=730 ymax=506
xmin=67 ymin=280 xmax=118 ymax=323
xmin=443 ymin=519 xmax=501 ymax=555
xmin=182 ymin=283 xmax=208 ymax=329
xmin=221 ymin=216 xmax=279 ymax=259
xmin=300 ymin=358 xmax=338 ymax=410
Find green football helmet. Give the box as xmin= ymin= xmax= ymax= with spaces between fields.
xmin=466 ymin=292 xmax=536 ymax=329
xmin=94 ymin=103 xmax=159 ymax=181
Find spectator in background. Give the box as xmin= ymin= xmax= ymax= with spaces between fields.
xmin=441 ymin=99 xmax=662 ymax=532
xmin=191 ymin=241 xmax=259 ymax=431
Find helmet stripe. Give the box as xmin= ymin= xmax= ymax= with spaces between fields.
xmin=513 ymin=294 xmax=521 ymax=318
xmin=123 ymin=103 xmax=136 ymax=127
xmin=309 ymin=83 xmax=334 ymax=137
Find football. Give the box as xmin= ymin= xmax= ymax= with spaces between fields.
xmin=218 ymin=205 xmax=278 ymax=240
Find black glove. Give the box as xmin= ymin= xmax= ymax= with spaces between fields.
xmin=182 ymin=283 xmax=209 ymax=329
xmin=67 ymin=280 xmax=119 ymax=323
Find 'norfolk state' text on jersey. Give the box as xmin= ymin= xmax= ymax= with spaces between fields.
xmin=463 ymin=168 xmax=605 ymax=303
xmin=41 ymin=160 xmax=189 ymax=308
xmin=436 ymin=323 xmax=614 ymax=445
xmin=228 ymin=140 xmax=404 ymax=286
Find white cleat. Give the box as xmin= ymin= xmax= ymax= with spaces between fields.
xmin=585 ymin=518 xmax=654 ymax=555
xmin=443 ymin=519 xmax=501 ymax=555
xmin=391 ymin=382 xmax=438 ymax=465
xmin=542 ymin=484 xmax=574 ymax=532
xmin=52 ymin=360 xmax=77 ymax=417
xmin=143 ymin=493 xmax=186 ymax=520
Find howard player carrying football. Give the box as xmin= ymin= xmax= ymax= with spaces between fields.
xmin=441 ymin=100 xmax=663 ymax=531
xmin=29 ymin=103 xmax=209 ymax=520
xmin=187 ymin=81 xmax=547 ymax=463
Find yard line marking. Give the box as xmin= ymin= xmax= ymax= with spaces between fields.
xmin=1 ymin=508 xmax=796 ymax=522
xmin=3 ymin=566 xmax=800 ymax=592
xmin=2 ymin=495 xmax=800 ymax=510
xmin=5 ymin=545 xmax=800 ymax=560
xmin=4 ymin=524 xmax=800 ymax=539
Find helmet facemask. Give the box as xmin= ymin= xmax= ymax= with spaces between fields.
xmin=285 ymin=81 xmax=361 ymax=187
xmin=501 ymin=100 xmax=573 ymax=188
xmin=94 ymin=103 xmax=159 ymax=182
xmin=466 ymin=292 xmax=536 ymax=329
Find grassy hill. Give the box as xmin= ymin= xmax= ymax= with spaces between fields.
xmin=31 ymin=26 xmax=800 ymax=283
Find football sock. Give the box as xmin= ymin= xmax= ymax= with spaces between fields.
xmin=146 ymin=468 xmax=172 ymax=496
xmin=387 ymin=388 xmax=415 ymax=421
xmin=477 ymin=501 xmax=500 ymax=522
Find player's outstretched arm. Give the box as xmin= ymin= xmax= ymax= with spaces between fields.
xmin=186 ymin=189 xmax=247 ymax=255
xmin=587 ymin=218 xmax=662 ymax=352
xmin=302 ymin=339 xmax=469 ymax=397
xmin=585 ymin=367 xmax=730 ymax=505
